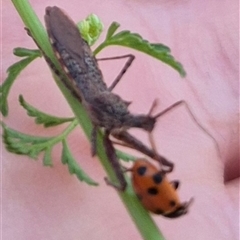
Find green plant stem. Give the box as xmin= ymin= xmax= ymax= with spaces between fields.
xmin=47 ymin=119 xmax=79 ymax=146
xmin=11 ymin=1 xmax=165 ymax=239
xmin=93 ymin=42 xmax=107 ymax=55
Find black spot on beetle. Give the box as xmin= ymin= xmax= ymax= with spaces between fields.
xmin=154 ymin=209 xmax=164 ymax=215
xmin=169 ymin=200 xmax=176 ymax=207
xmin=147 ymin=187 xmax=158 ymax=195
xmin=152 ymin=172 xmax=163 ymax=184
xmin=137 ymin=166 xmax=147 ymax=176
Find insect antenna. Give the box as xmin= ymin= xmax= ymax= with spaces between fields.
xmin=152 ymin=100 xmax=221 ymax=158
xmin=147 ymin=99 xmax=158 ymax=116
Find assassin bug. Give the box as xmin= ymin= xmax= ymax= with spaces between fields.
xmin=43 ymin=6 xmax=174 ymax=189
xmin=44 ymin=6 xmax=159 ymax=156
xmin=27 ymin=6 xmax=219 ymax=191
xmin=44 ymin=6 xmax=219 ymax=160
xmin=26 ymin=7 xmax=173 ymax=190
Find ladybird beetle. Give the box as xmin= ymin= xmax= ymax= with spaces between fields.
xmin=130 ymin=159 xmax=193 ymax=218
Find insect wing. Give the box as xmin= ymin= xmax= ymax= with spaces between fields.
xmin=45 ymin=6 xmax=107 ymax=99
xmin=45 ymin=6 xmax=88 ymax=68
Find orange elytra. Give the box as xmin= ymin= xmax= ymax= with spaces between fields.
xmin=130 ymin=159 xmax=193 ymax=218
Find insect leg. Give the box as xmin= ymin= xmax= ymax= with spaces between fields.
xmin=112 ymin=130 xmax=174 ymax=172
xmin=171 ymin=180 xmax=180 ymax=190
xmin=97 ymin=54 xmax=135 ymax=91
xmin=103 ymin=131 xmax=127 ymax=191
xmin=153 ymin=100 xmax=220 ymax=156
xmin=91 ymin=126 xmax=98 ymax=156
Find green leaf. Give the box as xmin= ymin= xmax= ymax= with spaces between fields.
xmin=2 ymin=122 xmax=53 ymax=159
xmin=19 ymin=95 xmax=74 ymax=127
xmin=43 ymin=147 xmax=53 ymax=166
xmin=94 ymin=23 xmax=186 ymax=77
xmin=106 ymin=30 xmax=186 ymax=77
xmin=0 ymin=51 xmax=41 ymax=116
xmin=13 ymin=47 xmax=41 ymax=57
xmin=150 ymin=43 xmax=170 ymax=52
xmin=105 ymin=22 xmax=120 ymax=40
xmin=61 ymin=140 xmax=98 ymax=186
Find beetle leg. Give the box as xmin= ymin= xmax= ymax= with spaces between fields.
xmin=171 ymin=180 xmax=180 ymax=190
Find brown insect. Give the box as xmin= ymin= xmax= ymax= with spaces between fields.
xmin=45 ymin=6 xmax=220 ymax=157
xmin=27 ymin=6 xmax=219 ymax=191
xmin=44 ymin=6 xmax=161 ymax=157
